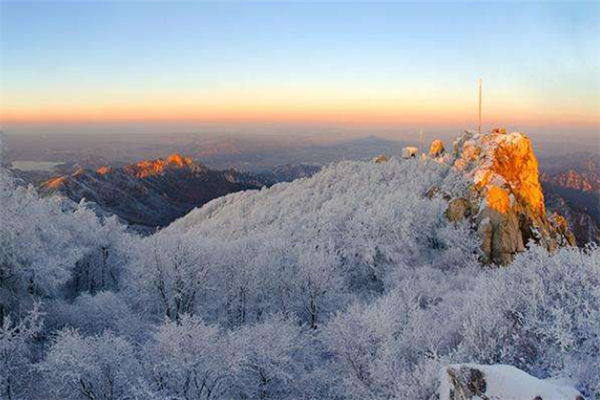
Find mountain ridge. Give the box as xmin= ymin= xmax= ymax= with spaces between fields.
xmin=40 ymin=154 xmax=263 ymax=228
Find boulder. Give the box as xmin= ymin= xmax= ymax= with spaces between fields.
xmin=445 ymin=198 xmax=472 ymax=222
xmin=440 ymin=364 xmax=585 ymax=400
xmin=429 ymin=140 xmax=446 ymax=157
xmin=372 ymin=155 xmax=388 ymax=164
xmin=402 ymin=146 xmax=419 ymax=159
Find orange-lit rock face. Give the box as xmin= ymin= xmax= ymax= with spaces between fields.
xmin=484 ymin=185 xmax=511 ymax=215
xmin=429 ymin=140 xmax=445 ymax=157
xmin=447 ymin=130 xmax=574 ymax=265
xmin=43 ymin=176 xmax=68 ymax=189
xmin=97 ymin=166 xmax=112 ymax=175
xmin=490 ymin=134 xmax=545 ymax=218
xmin=166 ymin=154 xmax=193 ymax=167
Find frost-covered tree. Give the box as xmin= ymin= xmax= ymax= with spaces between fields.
xmin=43 ymin=291 xmax=146 ymax=340
xmin=142 ymin=315 xmax=229 ymax=400
xmin=229 ymin=315 xmax=315 ymax=400
xmin=0 ymin=304 xmax=42 ymax=400
xmin=68 ymin=211 xmax=134 ymax=295
xmin=0 ymin=143 xmax=131 ymax=321
xmin=128 ymin=234 xmax=210 ymax=322
xmin=0 ymin=161 xmax=80 ymax=320
xmin=294 ymin=245 xmax=345 ymax=329
xmin=40 ymin=329 xmax=141 ymax=400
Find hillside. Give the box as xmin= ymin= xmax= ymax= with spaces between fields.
xmin=1 ymin=131 xmax=598 ymax=400
xmin=167 ymin=129 xmax=574 ymax=265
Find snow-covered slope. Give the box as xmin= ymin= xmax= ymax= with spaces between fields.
xmin=164 ymin=157 xmax=476 ymax=272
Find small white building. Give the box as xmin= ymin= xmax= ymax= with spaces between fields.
xmin=402 ymin=146 xmax=419 ymax=159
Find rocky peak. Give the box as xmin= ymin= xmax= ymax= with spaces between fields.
xmin=442 ymin=129 xmax=575 ymax=264
xmin=124 ymin=153 xmax=197 ymax=178
xmin=166 ymin=153 xmax=194 ymax=167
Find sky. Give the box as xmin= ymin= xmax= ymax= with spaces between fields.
xmin=0 ymin=1 xmax=599 ymax=139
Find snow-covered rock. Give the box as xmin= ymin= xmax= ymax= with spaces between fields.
xmin=440 ymin=364 xmax=585 ymax=400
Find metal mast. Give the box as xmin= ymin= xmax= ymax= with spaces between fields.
xmin=478 ymin=78 xmax=482 ymax=135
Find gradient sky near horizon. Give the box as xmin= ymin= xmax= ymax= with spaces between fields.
xmin=1 ymin=1 xmax=599 ymax=138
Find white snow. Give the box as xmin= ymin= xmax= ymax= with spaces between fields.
xmin=440 ymin=364 xmax=583 ymax=400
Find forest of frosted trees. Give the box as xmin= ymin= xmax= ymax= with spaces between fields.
xmin=1 ymin=147 xmax=599 ymax=400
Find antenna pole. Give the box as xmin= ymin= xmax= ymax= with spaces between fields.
xmin=478 ymin=78 xmax=482 ymax=135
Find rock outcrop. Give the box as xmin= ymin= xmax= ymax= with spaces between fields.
xmin=440 ymin=364 xmax=585 ymax=400
xmin=372 ymin=155 xmax=388 ymax=164
xmin=442 ymin=130 xmax=575 ymax=265
xmin=429 ymin=140 xmax=445 ymax=158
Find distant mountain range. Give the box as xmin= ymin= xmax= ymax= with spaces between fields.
xmin=39 ymin=154 xmax=263 ymax=228
xmin=38 ymin=154 xmax=321 ymax=229
xmin=4 ymin=133 xmax=407 ymax=172
xmin=540 ymin=155 xmax=600 ymax=246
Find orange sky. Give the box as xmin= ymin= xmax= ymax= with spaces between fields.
xmin=1 ymin=2 xmax=599 ymax=137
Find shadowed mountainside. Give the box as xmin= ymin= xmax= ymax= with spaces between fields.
xmin=540 ymin=156 xmax=600 ymax=246
xmin=39 ymin=154 xmax=264 ymax=228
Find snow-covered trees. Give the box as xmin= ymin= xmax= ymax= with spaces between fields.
xmin=323 ymin=245 xmax=600 ymax=399
xmin=0 ymin=169 xmax=82 ymax=319
xmin=229 ymin=315 xmax=317 ymax=400
xmin=0 ymin=166 xmax=131 ymax=321
xmin=0 ymin=305 xmax=42 ymax=400
xmin=132 ymin=235 xmax=209 ymax=322
xmin=41 ymin=329 xmax=140 ymax=400
xmin=141 ymin=315 xmax=228 ymax=400
xmin=68 ymin=212 xmax=133 ymax=294
xmin=1 ymin=149 xmax=599 ymax=399
xmin=295 ymin=246 xmax=345 ymax=329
